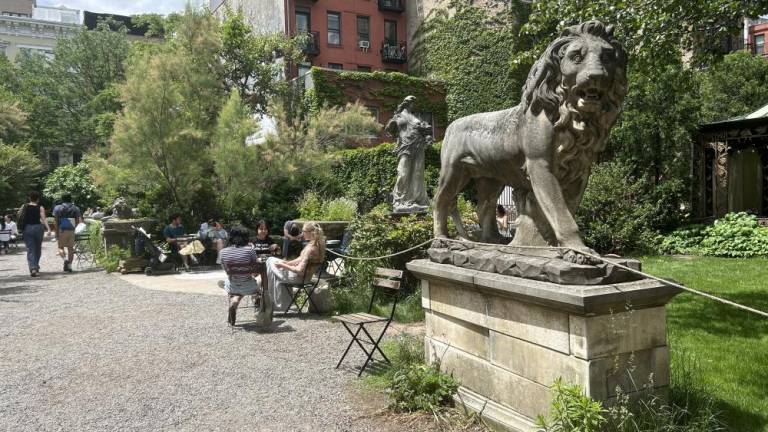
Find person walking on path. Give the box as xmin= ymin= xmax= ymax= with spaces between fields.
xmin=52 ymin=193 xmax=83 ymax=273
xmin=17 ymin=191 xmax=52 ymax=276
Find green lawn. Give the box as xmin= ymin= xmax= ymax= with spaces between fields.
xmin=642 ymin=256 xmax=768 ymax=431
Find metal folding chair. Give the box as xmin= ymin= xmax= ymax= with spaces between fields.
xmin=327 ymin=230 xmax=352 ymax=276
xmin=281 ymin=261 xmax=327 ymax=314
xmin=334 ymin=268 xmax=403 ymax=376
xmin=73 ymin=233 xmax=95 ymax=268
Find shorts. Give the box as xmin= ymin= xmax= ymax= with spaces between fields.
xmin=57 ymin=230 xmax=75 ymax=248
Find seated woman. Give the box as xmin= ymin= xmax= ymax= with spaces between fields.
xmin=206 ymin=220 xmax=228 ymax=263
xmin=217 ymin=225 xmax=261 ymax=326
xmin=251 ymin=219 xmax=280 ymax=255
xmin=266 ymin=221 xmax=325 ymax=312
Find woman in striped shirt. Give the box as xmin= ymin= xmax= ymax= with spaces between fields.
xmin=218 ymin=225 xmax=261 ymax=326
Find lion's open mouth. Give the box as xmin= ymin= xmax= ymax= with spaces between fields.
xmin=577 ymin=87 xmax=602 ymax=102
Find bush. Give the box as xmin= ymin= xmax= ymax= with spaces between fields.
xmin=329 ymin=142 xmax=441 ymax=213
xmin=577 ymin=161 xmax=685 ymax=255
xmin=43 ymin=162 xmax=101 ymax=208
xmin=538 ymin=362 xmax=725 ymax=432
xmin=361 ymin=334 xmax=458 ymax=414
xmin=389 ymin=363 xmax=459 ymax=413
xmin=296 ymin=191 xmax=357 ymax=221
xmin=657 ymin=213 xmax=768 ymax=258
xmin=698 ymin=212 xmax=768 ymax=258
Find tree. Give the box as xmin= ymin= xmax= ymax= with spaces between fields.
xmin=219 ymin=10 xmax=307 ymax=114
xmin=13 ymin=23 xmax=130 ymax=155
xmin=107 ymin=7 xmax=224 ymax=219
xmin=698 ymin=51 xmax=768 ymax=123
xmin=0 ymin=143 xmax=42 ymax=206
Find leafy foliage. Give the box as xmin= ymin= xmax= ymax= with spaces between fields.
xmin=537 ymin=378 xmax=605 ymax=432
xmin=12 ymin=23 xmax=130 ymax=155
xmin=388 ymin=363 xmax=459 ymax=413
xmin=219 ymin=10 xmax=306 ymax=114
xmin=105 ymin=7 xmax=224 ymax=221
xmin=660 ymin=213 xmax=768 ymax=258
xmin=42 ymin=163 xmax=101 ymax=208
xmin=329 ymin=142 xmax=441 ymax=213
xmin=411 ymin=0 xmax=528 ymax=120
xmin=698 ymin=51 xmax=768 ymax=123
xmin=210 ymin=90 xmax=260 ymax=215
xmin=0 ymin=143 xmax=42 ymax=206
xmin=577 ymin=161 xmax=684 ymax=254
xmin=297 ymin=191 xmax=357 ymax=221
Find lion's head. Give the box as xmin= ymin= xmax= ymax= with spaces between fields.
xmin=520 ymin=21 xmax=628 ymax=183
xmin=521 ymin=20 xmax=627 ymax=123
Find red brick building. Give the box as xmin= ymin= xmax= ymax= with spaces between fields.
xmin=212 ymin=0 xmax=408 ymax=74
xmin=747 ymin=19 xmax=768 ymax=56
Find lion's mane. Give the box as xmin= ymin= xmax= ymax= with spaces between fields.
xmin=519 ymin=21 xmax=628 ymax=184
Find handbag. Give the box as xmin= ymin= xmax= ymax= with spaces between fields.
xmin=16 ymin=204 xmax=28 ymax=232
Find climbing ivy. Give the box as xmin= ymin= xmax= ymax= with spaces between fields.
xmin=306 ymin=67 xmax=447 ymax=128
xmin=329 ymin=142 xmax=442 ymax=213
xmin=411 ymin=0 xmax=531 ymax=121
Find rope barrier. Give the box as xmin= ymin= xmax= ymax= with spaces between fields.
xmin=326 ymin=236 xmax=768 ymax=319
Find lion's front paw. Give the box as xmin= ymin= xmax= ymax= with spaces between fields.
xmin=562 ymin=247 xmax=600 ymax=265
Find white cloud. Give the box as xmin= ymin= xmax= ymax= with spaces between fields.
xmin=36 ymin=0 xmax=200 ymax=16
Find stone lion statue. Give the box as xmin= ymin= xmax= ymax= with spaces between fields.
xmin=110 ymin=197 xmax=134 ymax=219
xmin=433 ymin=21 xmax=627 ymax=261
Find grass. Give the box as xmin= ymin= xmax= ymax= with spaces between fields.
xmin=642 ymin=256 xmax=768 ymax=431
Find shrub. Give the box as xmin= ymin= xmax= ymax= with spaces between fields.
xmin=389 ymin=363 xmax=459 ymax=413
xmin=297 ymin=191 xmax=357 ymax=221
xmin=329 ymin=142 xmax=441 ymax=213
xmin=657 ymin=212 xmax=768 ymax=258
xmin=42 ymin=162 xmax=102 ymax=208
xmin=537 ymin=378 xmax=605 ymax=432
xmin=86 ymin=220 xmax=128 ymax=272
xmin=656 ymin=224 xmax=707 ymax=255
xmin=698 ymin=212 xmax=768 ymax=258
xmin=577 ymin=161 xmax=685 ymax=255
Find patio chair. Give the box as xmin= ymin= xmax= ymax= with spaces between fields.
xmin=334 ymin=267 xmax=403 ymax=376
xmin=327 ymin=230 xmax=352 ymax=276
xmin=73 ymin=232 xmax=95 ymax=268
xmin=280 ymin=260 xmax=327 ymax=315
xmin=0 ymin=228 xmax=10 ymax=254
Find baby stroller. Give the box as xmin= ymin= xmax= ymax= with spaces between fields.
xmin=128 ymin=226 xmax=178 ymax=276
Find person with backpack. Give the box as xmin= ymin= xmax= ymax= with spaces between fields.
xmin=52 ymin=193 xmax=83 ymax=273
xmin=17 ymin=191 xmax=52 ymax=277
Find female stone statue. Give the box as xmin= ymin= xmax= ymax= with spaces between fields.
xmin=385 ymin=95 xmax=433 ymax=214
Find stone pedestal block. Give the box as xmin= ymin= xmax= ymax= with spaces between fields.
xmin=102 ymin=218 xmax=157 ymax=254
xmin=407 ymin=259 xmax=681 ymax=432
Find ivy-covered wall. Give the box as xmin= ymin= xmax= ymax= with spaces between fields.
xmin=306 ymin=67 xmax=448 ymax=141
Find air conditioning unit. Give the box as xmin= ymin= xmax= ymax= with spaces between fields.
xmin=358 ymin=40 xmax=370 ymax=50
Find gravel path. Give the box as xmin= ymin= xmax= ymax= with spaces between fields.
xmin=0 ymin=240 xmax=402 ymax=431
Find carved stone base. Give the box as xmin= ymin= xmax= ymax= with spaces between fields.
xmin=407 ymin=259 xmax=681 ymax=432
xmin=428 ymin=239 xmax=641 ymax=285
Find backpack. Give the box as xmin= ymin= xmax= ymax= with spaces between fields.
xmin=56 ymin=203 xmax=77 ymax=230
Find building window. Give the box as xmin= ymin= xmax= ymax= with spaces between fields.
xmin=365 ymin=105 xmax=380 ymax=122
xmin=328 ymin=63 xmax=343 ymax=70
xmin=756 ymin=34 xmax=765 ymax=55
xmin=327 ymin=12 xmax=341 ymax=45
xmin=48 ymin=150 xmax=60 ymax=168
xmin=357 ymin=65 xmax=372 ymax=72
xmin=357 ymin=16 xmax=370 ymax=47
xmin=384 ymin=20 xmax=397 ymax=45
xmin=72 ymin=152 xmax=83 ymax=164
xmin=296 ymin=10 xmax=310 ymax=33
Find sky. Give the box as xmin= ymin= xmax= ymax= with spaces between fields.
xmin=37 ymin=0 xmax=203 ymax=16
